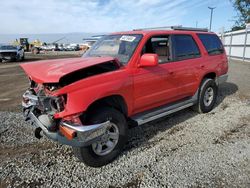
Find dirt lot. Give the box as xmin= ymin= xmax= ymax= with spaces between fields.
xmin=0 ymin=56 xmax=249 ymax=187
xmin=0 ymin=51 xmax=84 ymax=112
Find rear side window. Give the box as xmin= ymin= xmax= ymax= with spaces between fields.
xmin=172 ymin=35 xmax=200 ymax=61
xmin=198 ymin=34 xmax=224 ymax=55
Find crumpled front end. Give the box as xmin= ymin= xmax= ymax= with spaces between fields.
xmin=22 ymin=82 xmax=111 ymax=147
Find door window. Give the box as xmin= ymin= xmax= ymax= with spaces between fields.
xmin=172 ymin=35 xmax=200 ymax=61
xmin=142 ymin=36 xmax=171 ymax=64
xmin=197 ymin=34 xmax=224 ymax=55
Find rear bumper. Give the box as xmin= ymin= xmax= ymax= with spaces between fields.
xmin=22 ymin=90 xmax=110 ymax=147
xmin=217 ymin=74 xmax=228 ymax=85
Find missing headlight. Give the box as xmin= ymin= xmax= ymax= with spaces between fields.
xmin=50 ymin=95 xmax=67 ymax=112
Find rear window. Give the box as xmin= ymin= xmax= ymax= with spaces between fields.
xmin=172 ymin=35 xmax=200 ymax=61
xmin=198 ymin=34 xmax=224 ymax=55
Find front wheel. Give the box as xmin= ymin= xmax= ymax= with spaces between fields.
xmin=192 ymin=78 xmax=218 ymax=113
xmin=73 ymin=107 xmax=128 ymax=167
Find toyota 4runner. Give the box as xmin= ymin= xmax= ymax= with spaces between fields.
xmin=21 ymin=26 xmax=228 ymax=167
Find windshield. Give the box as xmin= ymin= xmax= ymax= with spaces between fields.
xmin=83 ymin=34 xmax=142 ymax=64
xmin=0 ymin=45 xmax=17 ymax=50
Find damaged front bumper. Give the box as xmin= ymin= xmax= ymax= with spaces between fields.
xmin=22 ymin=90 xmax=110 ymax=147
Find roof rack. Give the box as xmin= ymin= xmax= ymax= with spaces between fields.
xmin=133 ymin=25 xmax=181 ymax=31
xmin=171 ymin=26 xmax=208 ymax=32
xmin=133 ymin=25 xmax=208 ymax=32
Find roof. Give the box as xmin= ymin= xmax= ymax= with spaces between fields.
xmin=111 ymin=26 xmax=214 ymax=36
xmin=111 ymin=29 xmax=214 ymax=36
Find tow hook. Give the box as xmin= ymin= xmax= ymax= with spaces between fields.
xmin=35 ymin=127 xmax=43 ymax=139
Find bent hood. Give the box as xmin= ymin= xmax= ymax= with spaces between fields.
xmin=20 ymin=57 xmax=117 ymax=83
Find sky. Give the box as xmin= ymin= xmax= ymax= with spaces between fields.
xmin=0 ymin=0 xmax=237 ymax=35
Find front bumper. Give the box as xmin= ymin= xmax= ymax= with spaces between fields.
xmin=22 ymin=90 xmax=110 ymax=147
xmin=0 ymin=52 xmax=17 ymax=60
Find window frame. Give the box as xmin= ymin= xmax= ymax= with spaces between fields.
xmin=171 ymin=34 xmax=201 ymax=62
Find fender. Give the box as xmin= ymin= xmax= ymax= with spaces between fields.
xmin=53 ymin=68 xmax=134 ymax=118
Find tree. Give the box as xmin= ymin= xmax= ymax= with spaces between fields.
xmin=231 ymin=0 xmax=250 ymax=31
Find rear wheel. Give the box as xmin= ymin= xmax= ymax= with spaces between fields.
xmin=192 ymin=78 xmax=218 ymax=113
xmin=73 ymin=107 xmax=128 ymax=167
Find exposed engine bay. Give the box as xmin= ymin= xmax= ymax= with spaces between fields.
xmin=22 ymin=85 xmax=66 ymax=132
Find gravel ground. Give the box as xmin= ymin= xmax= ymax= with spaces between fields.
xmin=0 ymin=82 xmax=250 ymax=188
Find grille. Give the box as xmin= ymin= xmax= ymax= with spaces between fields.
xmin=0 ymin=52 xmax=17 ymax=57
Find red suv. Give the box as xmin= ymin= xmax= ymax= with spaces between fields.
xmin=21 ymin=26 xmax=228 ymax=167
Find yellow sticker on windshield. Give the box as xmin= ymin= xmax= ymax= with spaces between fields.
xmin=120 ymin=35 xmax=136 ymax=42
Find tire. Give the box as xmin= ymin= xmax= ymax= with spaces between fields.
xmin=192 ymin=78 xmax=218 ymax=113
xmin=73 ymin=107 xmax=128 ymax=167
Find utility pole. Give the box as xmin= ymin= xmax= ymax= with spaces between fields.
xmin=208 ymin=7 xmax=216 ymax=31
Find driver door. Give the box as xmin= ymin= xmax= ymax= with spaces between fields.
xmin=132 ymin=35 xmax=180 ymax=114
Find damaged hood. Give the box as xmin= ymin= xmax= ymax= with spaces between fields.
xmin=20 ymin=56 xmax=117 ymax=83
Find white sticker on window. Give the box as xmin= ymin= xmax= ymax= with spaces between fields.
xmin=120 ymin=35 xmax=136 ymax=42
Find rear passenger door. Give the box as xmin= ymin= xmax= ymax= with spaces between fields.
xmin=167 ymin=34 xmax=202 ymax=97
xmin=197 ymin=34 xmax=227 ymax=75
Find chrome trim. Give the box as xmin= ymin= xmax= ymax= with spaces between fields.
xmin=29 ymin=111 xmax=50 ymax=133
xmin=61 ymin=121 xmax=111 ymax=143
xmin=132 ymin=90 xmax=199 ymax=125
xmin=25 ymin=109 xmax=110 ymax=147
xmin=61 ymin=121 xmax=110 ymax=132
xmin=22 ymin=90 xmax=38 ymax=108
xmin=22 ymin=88 xmax=111 ymax=147
xmin=135 ymin=103 xmax=194 ymax=125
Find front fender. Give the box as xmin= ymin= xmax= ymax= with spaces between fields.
xmin=53 ymin=69 xmax=133 ymax=118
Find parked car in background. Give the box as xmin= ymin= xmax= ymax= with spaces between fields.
xmin=0 ymin=44 xmax=24 ymax=62
xmin=21 ymin=26 xmax=228 ymax=167
xmin=82 ymin=35 xmax=105 ymax=49
xmin=65 ymin=44 xmax=80 ymax=51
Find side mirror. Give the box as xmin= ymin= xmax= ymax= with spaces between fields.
xmin=139 ymin=54 xmax=158 ymax=67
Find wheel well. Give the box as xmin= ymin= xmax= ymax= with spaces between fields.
xmin=85 ymin=95 xmax=128 ymax=117
xmin=203 ymin=72 xmax=216 ymax=80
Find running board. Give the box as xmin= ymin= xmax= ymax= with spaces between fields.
xmin=131 ymin=97 xmax=196 ymax=126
